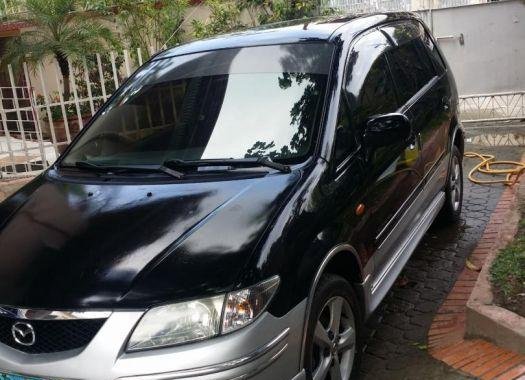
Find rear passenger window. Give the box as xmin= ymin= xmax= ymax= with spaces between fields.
xmin=387 ymin=38 xmax=436 ymax=104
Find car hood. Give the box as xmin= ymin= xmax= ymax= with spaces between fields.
xmin=0 ymin=170 xmax=300 ymax=309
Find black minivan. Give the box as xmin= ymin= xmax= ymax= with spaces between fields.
xmin=0 ymin=12 xmax=464 ymax=380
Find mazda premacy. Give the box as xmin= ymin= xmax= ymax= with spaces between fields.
xmin=0 ymin=12 xmax=464 ymax=380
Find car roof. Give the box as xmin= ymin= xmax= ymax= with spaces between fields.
xmin=153 ymin=12 xmax=418 ymax=60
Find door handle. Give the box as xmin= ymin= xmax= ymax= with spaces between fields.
xmin=408 ymin=132 xmax=421 ymax=150
xmin=442 ymin=96 xmax=450 ymax=111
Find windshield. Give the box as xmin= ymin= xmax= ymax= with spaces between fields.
xmin=61 ymin=43 xmax=334 ymax=168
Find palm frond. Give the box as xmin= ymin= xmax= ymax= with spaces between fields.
xmin=2 ymin=0 xmax=116 ymax=69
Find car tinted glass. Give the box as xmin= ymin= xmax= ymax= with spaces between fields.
xmin=419 ymin=23 xmax=446 ymax=74
xmin=61 ymin=43 xmax=333 ymax=167
xmin=345 ymin=31 xmax=398 ymax=132
xmin=382 ymin=21 xmax=445 ymax=75
xmin=387 ymin=38 xmax=437 ymax=104
xmin=380 ymin=22 xmax=420 ymax=46
xmin=334 ymin=97 xmax=357 ymax=166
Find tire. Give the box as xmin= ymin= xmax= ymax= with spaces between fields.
xmin=439 ymin=145 xmax=463 ymax=223
xmin=304 ymin=274 xmax=362 ymax=380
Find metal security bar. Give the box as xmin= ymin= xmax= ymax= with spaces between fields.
xmin=459 ymin=91 xmax=525 ymax=123
xmin=324 ymin=0 xmax=410 ymax=13
xmin=0 ymin=48 xmax=153 ymax=178
xmin=324 ymin=0 xmax=487 ymax=12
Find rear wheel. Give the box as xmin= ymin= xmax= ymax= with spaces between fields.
xmin=305 ymin=274 xmax=362 ymax=380
xmin=439 ymin=145 xmax=463 ymax=222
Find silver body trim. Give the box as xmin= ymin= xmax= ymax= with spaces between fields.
xmin=363 ymin=154 xmax=449 ymax=315
xmin=291 ymin=369 xmax=306 ymax=380
xmin=117 ymin=328 xmax=289 ymax=380
xmin=230 ymin=343 xmax=289 ymax=380
xmin=371 ymin=191 xmax=445 ymax=295
xmin=0 ymin=306 xmax=112 ymax=320
xmin=375 ymin=149 xmax=445 ymax=243
xmin=0 ymin=301 xmax=306 ymax=380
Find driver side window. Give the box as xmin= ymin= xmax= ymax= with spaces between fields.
xmin=345 ymin=30 xmax=398 ymax=133
xmin=333 ymin=30 xmax=399 ymax=166
xmin=333 ymin=98 xmax=357 ymax=166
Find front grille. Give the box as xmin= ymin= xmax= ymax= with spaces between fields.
xmin=0 ymin=315 xmax=106 ymax=354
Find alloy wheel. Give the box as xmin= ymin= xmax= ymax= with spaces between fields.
xmin=449 ymin=156 xmax=462 ymax=212
xmin=312 ymin=296 xmax=356 ymax=380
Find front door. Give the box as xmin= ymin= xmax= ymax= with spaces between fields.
xmin=340 ymin=30 xmax=423 ymax=276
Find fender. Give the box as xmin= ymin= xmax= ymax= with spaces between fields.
xmin=448 ymin=122 xmax=465 ymax=175
xmin=298 ymin=243 xmax=364 ymax=368
xmin=450 ymin=122 xmax=465 ymax=154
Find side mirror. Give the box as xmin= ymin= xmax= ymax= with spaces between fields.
xmin=363 ymin=113 xmax=412 ymax=148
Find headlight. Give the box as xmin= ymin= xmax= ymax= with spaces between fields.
xmin=222 ymin=276 xmax=280 ymax=333
xmin=126 ymin=276 xmax=280 ymax=351
xmin=127 ymin=295 xmax=224 ymax=351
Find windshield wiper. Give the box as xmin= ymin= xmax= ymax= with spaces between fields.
xmin=163 ymin=157 xmax=292 ymax=174
xmin=72 ymin=161 xmax=185 ymax=179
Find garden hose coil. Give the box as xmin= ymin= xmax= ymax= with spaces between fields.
xmin=464 ymin=152 xmax=525 ymax=186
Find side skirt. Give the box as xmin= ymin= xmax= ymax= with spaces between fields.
xmin=363 ymin=190 xmax=446 ymax=316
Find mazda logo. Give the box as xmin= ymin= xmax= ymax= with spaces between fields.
xmin=11 ymin=322 xmax=36 ymax=346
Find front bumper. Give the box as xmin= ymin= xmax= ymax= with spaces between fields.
xmin=0 ymin=301 xmax=306 ymax=380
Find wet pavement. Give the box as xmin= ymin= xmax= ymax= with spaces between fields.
xmin=359 ymin=125 xmax=524 ymax=380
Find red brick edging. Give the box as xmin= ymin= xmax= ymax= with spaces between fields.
xmin=427 ymin=185 xmax=525 ymax=380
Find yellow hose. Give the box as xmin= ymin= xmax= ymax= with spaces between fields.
xmin=464 ymin=152 xmax=525 ymax=186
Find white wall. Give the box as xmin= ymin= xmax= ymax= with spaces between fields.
xmin=419 ymin=0 xmax=525 ymax=95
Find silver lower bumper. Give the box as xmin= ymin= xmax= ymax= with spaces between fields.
xmin=0 ymin=300 xmax=306 ymax=380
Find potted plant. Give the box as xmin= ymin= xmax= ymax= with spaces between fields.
xmin=37 ymin=92 xmax=92 ymax=143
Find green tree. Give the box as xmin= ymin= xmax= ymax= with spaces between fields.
xmin=258 ymin=0 xmax=322 ymax=24
xmin=2 ymin=0 xmax=117 ymax=98
xmin=192 ymin=0 xmax=326 ymax=38
xmin=236 ymin=0 xmax=265 ymax=26
xmin=192 ymin=0 xmax=243 ymax=38
xmin=112 ymin=0 xmax=189 ymax=56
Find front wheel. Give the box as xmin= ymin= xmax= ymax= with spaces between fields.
xmin=304 ymin=274 xmax=362 ymax=380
